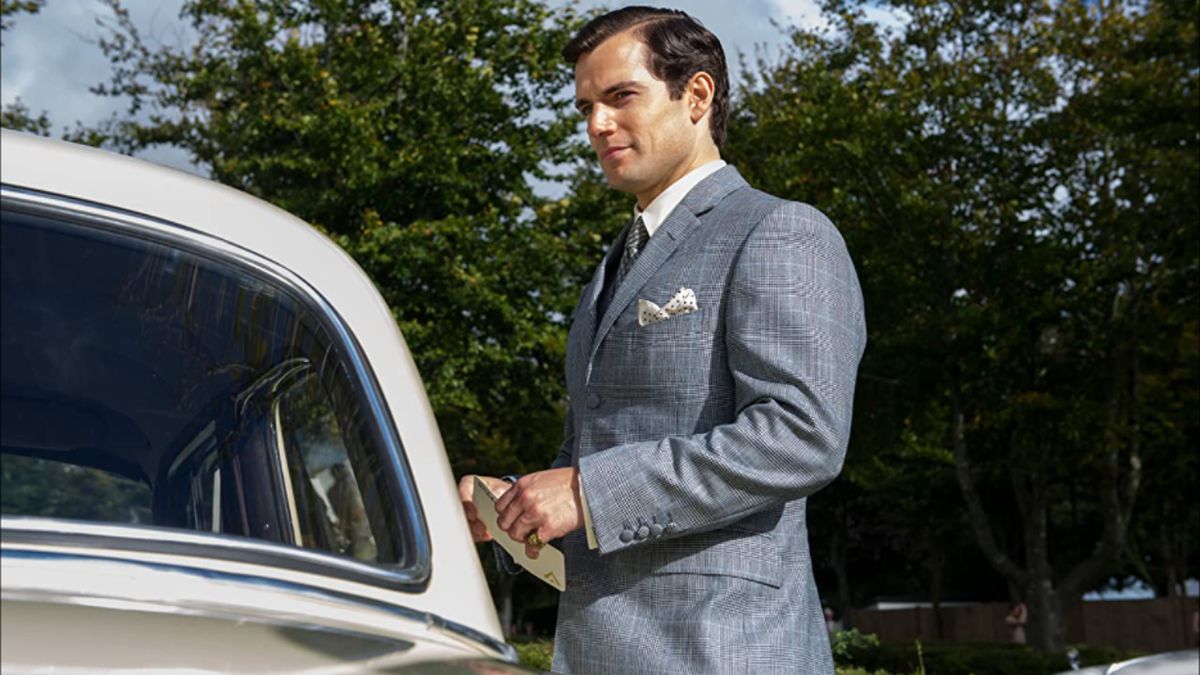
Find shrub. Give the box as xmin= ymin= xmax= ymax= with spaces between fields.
xmin=843 ymin=639 xmax=1144 ymax=675
xmin=833 ymin=628 xmax=883 ymax=665
xmin=510 ymin=637 xmax=554 ymax=671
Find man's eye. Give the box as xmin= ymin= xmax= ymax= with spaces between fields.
xmin=614 ymin=91 xmax=633 ymax=101
xmin=578 ymin=105 xmax=592 ymax=117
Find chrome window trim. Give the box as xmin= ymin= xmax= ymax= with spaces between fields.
xmin=272 ymin=398 xmax=305 ymax=547
xmin=0 ymin=185 xmax=432 ymax=592
xmin=1 ymin=545 xmax=518 ymax=664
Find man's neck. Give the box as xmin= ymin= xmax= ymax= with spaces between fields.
xmin=634 ymin=158 xmax=726 ymax=237
xmin=635 ymin=147 xmax=722 ymax=210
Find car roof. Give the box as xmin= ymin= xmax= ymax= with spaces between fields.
xmin=0 ymin=130 xmax=359 ymax=291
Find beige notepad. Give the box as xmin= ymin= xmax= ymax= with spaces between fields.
xmin=473 ymin=476 xmax=566 ymax=591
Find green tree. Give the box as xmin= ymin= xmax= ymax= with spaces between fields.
xmin=85 ymin=0 xmax=595 ymax=481
xmin=78 ymin=0 xmax=611 ymax=632
xmin=729 ymin=0 xmax=1198 ymax=651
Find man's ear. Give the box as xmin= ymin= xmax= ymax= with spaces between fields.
xmin=687 ymin=71 xmax=715 ymax=124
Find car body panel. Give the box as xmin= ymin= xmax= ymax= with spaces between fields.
xmin=1057 ymin=650 xmax=1200 ymax=675
xmin=0 ymin=130 xmax=514 ymax=669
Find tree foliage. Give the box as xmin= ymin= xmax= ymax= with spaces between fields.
xmin=728 ymin=0 xmax=1198 ymax=651
xmin=86 ymin=0 xmax=598 ymax=477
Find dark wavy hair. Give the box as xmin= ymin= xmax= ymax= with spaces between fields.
xmin=562 ymin=6 xmax=730 ymax=148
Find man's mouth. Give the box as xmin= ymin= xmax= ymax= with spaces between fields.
xmin=601 ymin=146 xmax=629 ymax=162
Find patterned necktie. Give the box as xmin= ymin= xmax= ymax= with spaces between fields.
xmin=615 ymin=216 xmax=649 ymax=288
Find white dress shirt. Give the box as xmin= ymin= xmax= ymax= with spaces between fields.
xmin=636 ymin=159 xmax=727 ymax=237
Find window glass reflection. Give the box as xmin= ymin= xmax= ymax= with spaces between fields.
xmin=0 ymin=208 xmax=409 ymax=567
xmin=278 ymin=371 xmax=378 ymax=562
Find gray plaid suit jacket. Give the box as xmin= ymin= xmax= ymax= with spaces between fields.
xmin=545 ymin=166 xmax=865 ymax=673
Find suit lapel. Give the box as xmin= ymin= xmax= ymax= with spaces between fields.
xmin=589 ymin=208 xmax=695 ymax=367
xmin=568 ymin=219 xmax=629 ymax=388
xmin=587 ymin=219 xmax=632 ymax=336
xmin=584 ymin=165 xmax=751 ymax=381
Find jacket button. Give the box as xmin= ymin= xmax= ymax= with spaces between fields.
xmin=665 ymin=523 xmax=678 ymax=534
xmin=620 ymin=528 xmax=634 ymax=543
xmin=586 ymin=392 xmax=601 ymax=408
xmin=636 ymin=525 xmax=650 ymax=540
xmin=650 ymin=523 xmax=664 ymax=537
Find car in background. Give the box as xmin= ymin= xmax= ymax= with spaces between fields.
xmin=0 ymin=129 xmax=535 ymax=673
xmin=1058 ymin=649 xmax=1200 ymax=675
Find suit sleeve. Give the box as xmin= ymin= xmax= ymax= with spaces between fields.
xmin=576 ymin=201 xmax=867 ymax=555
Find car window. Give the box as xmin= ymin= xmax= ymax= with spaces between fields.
xmin=0 ymin=455 xmax=152 ymax=523
xmin=276 ymin=369 xmax=379 ymax=562
xmin=0 ymin=206 xmax=411 ymax=568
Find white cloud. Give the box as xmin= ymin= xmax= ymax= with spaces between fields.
xmin=862 ymin=4 xmax=912 ymax=33
xmin=771 ymin=0 xmax=829 ymax=30
xmin=2 ymin=0 xmax=191 ymax=123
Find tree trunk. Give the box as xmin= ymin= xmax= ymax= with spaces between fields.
xmin=930 ymin=548 xmax=946 ymax=640
xmin=1162 ymin=524 xmax=1181 ymax=598
xmin=830 ymin=513 xmax=854 ymax=629
xmin=1025 ymin=582 xmax=1066 ymax=652
xmin=950 ymin=306 xmax=1142 ymax=652
xmin=1015 ymin=467 xmax=1065 ymax=651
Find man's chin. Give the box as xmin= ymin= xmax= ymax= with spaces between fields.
xmin=601 ymin=170 xmax=641 ymax=195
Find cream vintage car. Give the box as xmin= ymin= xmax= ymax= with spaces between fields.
xmin=0 ymin=130 xmax=532 ymax=673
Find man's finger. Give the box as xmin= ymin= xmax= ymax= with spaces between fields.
xmin=505 ymin=509 xmax=541 ymax=542
xmin=506 ymin=514 xmax=537 ymax=544
xmin=494 ymin=481 xmax=518 ymax=513
xmin=457 ymin=475 xmax=476 ymax=500
xmin=470 ymin=521 xmax=492 ymax=542
xmin=496 ymin=491 xmax=523 ymax=530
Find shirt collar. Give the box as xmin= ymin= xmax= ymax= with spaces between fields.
xmin=635 ymin=159 xmax=726 ymax=237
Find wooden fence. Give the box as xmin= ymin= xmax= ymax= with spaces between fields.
xmin=852 ymin=597 xmax=1199 ymax=653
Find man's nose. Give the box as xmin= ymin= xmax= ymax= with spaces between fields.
xmin=588 ymin=106 xmax=615 ymax=138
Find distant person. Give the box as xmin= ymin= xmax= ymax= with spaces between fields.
xmin=824 ymin=606 xmax=843 ymax=636
xmin=1005 ymin=601 xmax=1028 ymax=645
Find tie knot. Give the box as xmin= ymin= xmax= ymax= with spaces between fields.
xmin=625 ymin=216 xmax=649 ymax=259
xmin=614 ymin=216 xmax=649 ymax=289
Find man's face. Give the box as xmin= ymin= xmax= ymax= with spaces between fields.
xmin=574 ymin=31 xmax=699 ymax=205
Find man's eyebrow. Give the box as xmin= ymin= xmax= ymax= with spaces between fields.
xmin=575 ymin=81 xmax=645 ymax=109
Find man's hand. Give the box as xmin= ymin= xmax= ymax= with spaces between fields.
xmin=458 ymin=474 xmax=512 ymax=543
xmin=494 ymin=467 xmax=585 ymax=559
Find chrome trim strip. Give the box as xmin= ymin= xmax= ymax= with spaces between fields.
xmin=1 ymin=547 xmax=516 ymax=663
xmin=1 ymin=516 xmax=425 ymax=594
xmin=0 ymin=186 xmax=431 ymax=590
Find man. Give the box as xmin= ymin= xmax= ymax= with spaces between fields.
xmin=459 ymin=7 xmax=865 ymax=673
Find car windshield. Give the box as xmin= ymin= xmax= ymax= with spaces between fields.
xmin=1 ymin=207 xmax=406 ymax=566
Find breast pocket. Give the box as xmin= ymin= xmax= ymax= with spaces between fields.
xmin=633 ymin=305 xmax=715 ymax=337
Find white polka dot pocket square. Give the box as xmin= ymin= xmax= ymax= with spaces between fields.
xmin=637 ymin=287 xmax=698 ymax=327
